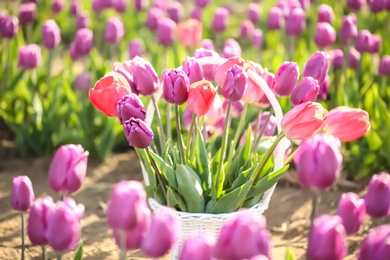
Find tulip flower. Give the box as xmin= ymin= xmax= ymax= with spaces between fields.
xmin=124 ymin=118 xmax=154 ymax=148
xmin=104 ymin=17 xmax=125 ymax=44
xmin=307 ymin=215 xmax=347 ymax=260
xmin=368 ymin=0 xmax=385 ymax=12
xmin=52 ymin=0 xmax=65 ymax=14
xmin=339 ymin=14 xmax=358 ymax=45
xmin=205 ymin=95 xmax=224 ymax=126
xmin=116 ymin=94 xmax=146 ymax=124
xmin=128 ymin=39 xmax=144 ymax=59
xmin=317 ymin=4 xmax=334 ymax=24
xmin=106 ymin=181 xmax=149 ymax=230
xmin=294 ymin=134 xmax=342 ymax=190
xmin=146 ymin=7 xmax=164 ymax=31
xmin=348 ymin=0 xmax=366 ymax=10
xmin=157 ymin=18 xmax=176 ymax=46
xmin=89 ymin=73 xmax=131 ymax=117
xmin=19 ymin=3 xmax=36 ymax=24
xmin=252 ymin=112 xmax=277 ymax=137
xmin=355 ymin=30 xmax=378 ymax=53
xmin=324 ymin=106 xmax=370 ymax=142
xmin=252 ymin=29 xmax=263 ymax=48
xmin=302 ymin=51 xmax=330 ymax=85
xmin=69 ymin=28 xmax=93 ymax=60
xmin=135 ymin=0 xmax=148 ymax=11
xmin=211 ymin=7 xmax=229 ymax=32
xmin=167 ymin=2 xmax=183 ymax=23
xmin=176 ymin=19 xmax=202 ymax=47
xmin=162 ymin=69 xmax=190 ymax=105
xmin=285 ymin=8 xmax=306 ymax=37
xmin=11 ymin=176 xmax=35 ymax=212
xmin=336 ymin=192 xmax=366 ymax=235
xmin=41 ymin=19 xmax=61 ymax=50
xmin=332 ymin=50 xmax=344 ymax=69
xmin=182 ymin=57 xmax=204 ymax=84
xmin=127 ymin=57 xmax=159 ymax=96
xmin=240 ymin=20 xmax=255 ymax=38
xmin=179 ymin=233 xmax=213 ymax=260
xmin=318 ymin=75 xmax=330 ymax=100
xmin=48 ymin=144 xmax=89 ymax=194
xmin=267 ymin=7 xmax=284 ymax=30
xmin=193 ymin=47 xmax=219 ymax=81
xmin=379 ymin=56 xmax=390 ymax=76
xmin=241 ymin=62 xmax=267 ymax=104
xmin=314 ymin=22 xmax=336 ymax=48
xmin=272 ymin=62 xmax=300 ymax=97
xmin=113 ymin=0 xmax=127 ymax=13
xmin=69 ymin=0 xmax=80 ymax=16
xmin=190 ymin=6 xmax=202 ymax=20
xmin=61 ymin=197 xmax=85 ymax=222
xmin=18 ymin=44 xmax=41 ymax=70
xmin=195 ymin=0 xmax=211 ymax=8
xmin=75 ymin=72 xmax=92 ymax=92
xmin=76 ymin=12 xmax=89 ymax=29
xmin=225 ymin=100 xmax=244 ymax=119
xmin=247 ymin=3 xmax=260 ymax=24
xmin=200 ymin=39 xmax=214 ymax=50
xmin=222 ymin=65 xmax=248 ymax=102
xmin=27 ymin=196 xmax=55 ymax=245
xmin=214 ymin=56 xmax=246 ymax=87
xmin=1 ymin=15 xmax=19 ymax=39
xmin=364 ymin=172 xmax=390 ymax=218
xmin=221 ymin=38 xmax=242 ymax=59
xmin=358 ymin=225 xmax=390 ymax=260
xmin=187 ymin=80 xmax=217 ymax=116
xmin=348 ymin=47 xmax=361 ymax=69
xmin=141 ymin=206 xmax=180 ymax=257
xmin=291 ymin=77 xmax=319 ymax=106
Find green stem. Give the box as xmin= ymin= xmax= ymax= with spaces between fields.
xmin=215 ymin=102 xmax=232 ymax=197
xmin=146 ymin=148 xmax=167 ymax=199
xmin=21 ymin=212 xmax=25 ymax=260
xmin=47 ymin=50 xmax=53 ymax=90
xmin=167 ymin=103 xmax=172 ymax=141
xmin=227 ymin=103 xmax=249 ymax=161
xmin=185 ymin=113 xmax=197 ymax=160
xmin=41 ymin=245 xmax=46 ymax=260
xmin=151 ymin=95 xmax=166 ymax=153
xmin=119 ymin=230 xmax=126 ymax=260
xmin=310 ymin=191 xmax=320 ymax=228
xmin=175 ymin=105 xmax=186 ymax=164
xmin=252 ymin=108 xmax=274 ymax=153
xmin=56 ymin=255 xmax=61 ymax=260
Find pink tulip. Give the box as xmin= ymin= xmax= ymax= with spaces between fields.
xmin=314 ymin=22 xmax=336 ymax=48
xmin=379 ymin=56 xmax=390 ymax=76
xmin=211 ymin=7 xmax=229 ymax=32
xmin=104 ymin=17 xmax=125 ymax=44
xmin=19 ymin=3 xmax=36 ymax=24
xmin=291 ymin=76 xmax=319 ymax=106
xmin=179 ymin=233 xmax=213 ymax=260
xmin=240 ymin=20 xmax=255 ymax=38
xmin=358 ymin=225 xmax=390 ymax=260
xmin=214 ymin=56 xmax=246 ymax=87
xmin=285 ymin=8 xmax=306 ymax=37
xmin=162 ymin=69 xmax=190 ymax=105
xmin=221 ymin=38 xmax=242 ymax=59
xmin=156 ymin=18 xmax=176 ymax=46
xmin=18 ymin=44 xmax=41 ymax=70
xmin=188 ymin=80 xmax=217 ymax=116
xmin=176 ymin=19 xmax=202 ymax=47
xmin=364 ymin=172 xmax=390 ymax=218
xmin=11 ymin=176 xmax=35 ymax=212
xmin=167 ymin=2 xmax=183 ymax=23
xmin=302 ymin=51 xmax=330 ymax=85
xmin=242 ymin=62 xmax=267 ymax=104
xmin=205 ymin=94 xmax=224 ymax=126
xmin=324 ymin=106 xmax=370 ymax=142
xmin=41 ymin=19 xmax=61 ymax=50
xmin=182 ymin=57 xmax=204 ymax=84
xmin=339 ymin=14 xmax=358 ymax=45
xmin=272 ymin=61 xmax=300 ymax=97
xmin=267 ymin=7 xmax=284 ymax=30
xmin=336 ymin=192 xmax=366 ymax=235
xmin=247 ymin=3 xmax=260 ymax=24
xmin=317 ymin=4 xmax=334 ymax=24
xmin=27 ymin=196 xmax=55 ymax=245
xmin=75 ymin=72 xmax=92 ymax=92
xmin=146 ymin=7 xmax=164 ymax=31
xmin=193 ymin=48 xmax=219 ymax=81
xmin=128 ymin=39 xmax=144 ymax=59
xmin=1 ymin=15 xmax=19 ymax=39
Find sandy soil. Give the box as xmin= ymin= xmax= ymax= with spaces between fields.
xmin=0 ymin=152 xmax=382 ymax=260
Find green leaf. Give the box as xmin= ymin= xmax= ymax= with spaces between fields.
xmin=73 ymin=243 xmax=83 ymax=260
xmin=285 ymin=247 xmax=296 ymax=260
xmin=167 ymin=187 xmax=187 ymax=212
xmin=149 ymin=150 xmax=178 ymax=190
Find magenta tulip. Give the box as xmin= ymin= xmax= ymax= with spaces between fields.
xmin=336 ymin=192 xmax=366 ymax=235
xmin=27 ymin=196 xmax=55 ymax=245
xmin=11 ymin=176 xmax=35 ymax=212
xmin=123 ymin=118 xmax=154 ymax=148
xmin=364 ymin=172 xmax=390 ymax=218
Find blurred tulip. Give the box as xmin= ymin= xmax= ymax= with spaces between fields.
xmin=240 ymin=20 xmax=255 ymax=38
xmin=92 ymin=0 xmax=105 ymax=13
xmin=336 ymin=192 xmax=366 ymax=235
xmin=379 ymin=56 xmax=390 ymax=76
xmin=252 ymin=29 xmax=263 ymax=48
xmin=135 ymin=0 xmax=148 ymax=11
xmin=48 ymin=144 xmax=89 ymax=194
xmin=348 ymin=47 xmax=361 ymax=69
xmin=176 ymin=19 xmax=202 ymax=47
xmin=204 ymin=94 xmax=223 ymax=126
xmin=131 ymin=58 xmax=159 ymax=96
xmin=355 ymin=30 xmax=372 ymax=53
xmin=358 ymin=225 xmax=390 ymax=260
xmin=69 ymin=0 xmax=80 ymax=16
xmin=183 ymin=106 xmax=193 ymax=131
xmin=368 ymin=35 xmax=381 ymax=53
xmin=76 ymin=12 xmax=89 ymax=29
xmin=52 ymin=0 xmax=65 ymax=14
xmin=252 ymin=112 xmax=277 ymax=137
xmin=27 ymin=196 xmax=55 ymax=245
xmin=200 ymin=39 xmax=214 ymax=50
xmin=303 ymin=51 xmax=330 ymax=85
xmin=332 ymin=49 xmax=344 ymax=69
xmin=116 ymin=94 xmax=147 ymax=124
xmin=107 ymin=181 xmax=149 ymax=230
xmin=339 ymin=14 xmax=358 ymax=45
xmin=156 ymin=18 xmax=176 ymax=46
xmin=318 ymin=75 xmax=330 ymax=100
xmin=242 ymin=61 xmax=268 ymax=104
xmin=70 ymin=28 xmax=94 ymax=60
xmin=211 ymin=7 xmax=229 ymax=32
xmin=222 ymin=65 xmax=248 ymax=102
xmin=368 ymin=0 xmax=385 ymax=12
xmin=41 ymin=20 xmax=61 ymax=50
xmin=11 ymin=176 xmax=34 ymax=212
xmin=272 ymin=61 xmax=300 ymax=97
xmin=282 ymin=102 xmax=328 ymax=140
xmin=179 ymin=233 xmax=213 ymax=260
xmin=129 ymin=39 xmax=144 ymax=59
xmin=291 ymin=77 xmax=319 ymax=106
xmin=195 ymin=0 xmax=211 ymax=8
xmin=221 ymin=38 xmax=242 ymax=58
xmin=162 ymin=69 xmax=190 ymax=105
xmin=247 ymin=3 xmax=260 ymax=24
xmin=324 ymin=106 xmax=370 ymax=142
xmin=193 ymin=47 xmax=219 ymax=81
xmin=152 ymin=0 xmax=167 ymax=10
xmin=214 ymin=56 xmax=246 ymax=87
xmin=182 ymin=57 xmax=204 ymax=84
xmin=317 ymin=4 xmax=334 ymax=24
xmin=124 ymin=118 xmax=154 ymax=148
xmin=314 ymin=22 xmax=336 ymax=48
xmin=190 ymin=6 xmax=202 ymax=21
xmin=364 ymin=172 xmax=390 ymax=218
xmin=113 ymin=0 xmax=127 ymax=13
xmin=146 ymin=7 xmax=164 ymax=31
xmin=285 ymin=8 xmax=306 ymax=37
xmin=1 ymin=15 xmax=18 ymax=39
xmin=188 ymin=80 xmax=217 ymax=116
xmin=267 ymin=6 xmax=284 ymax=30
xmin=19 ymin=3 xmax=36 ymax=24
xmin=141 ymin=206 xmax=180 ymax=257
xmin=89 ymin=73 xmax=131 ymax=116
xmin=75 ymin=72 xmax=92 ymax=92
xmin=105 ymin=17 xmax=125 ymax=44
xmin=167 ymin=2 xmax=183 ymax=23
xmin=348 ymin=0 xmax=366 ymax=10
xmin=18 ymin=44 xmax=41 ymax=70
xmin=307 ymin=215 xmax=347 ymax=260
xmin=61 ymin=197 xmax=85 ymax=222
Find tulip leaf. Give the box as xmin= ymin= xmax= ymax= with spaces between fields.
xmin=210 ymin=149 xmax=225 ymax=198
xmin=167 ymin=187 xmax=187 ymax=212
xmin=285 ymin=247 xmax=296 ymax=260
xmin=175 ymin=164 xmax=205 ymax=213
xmin=73 ymin=243 xmax=83 ymax=260
xmin=149 ymin=150 xmax=178 ymax=190
xmin=230 ymin=167 xmax=256 ymax=191
xmin=209 ymin=179 xmax=253 ymax=214
xmin=136 ymin=149 xmax=157 ymax=189
xmin=242 ymin=193 xmax=263 ymax=208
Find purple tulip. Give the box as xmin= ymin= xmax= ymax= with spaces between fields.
xmin=146 ymin=7 xmax=164 ymax=31
xmin=61 ymin=197 xmax=85 ymax=222
xmin=162 ymin=69 xmax=190 ymax=105
xmin=222 ymin=65 xmax=248 ymax=102
xmin=129 ymin=39 xmax=144 ymax=59
xmin=200 ymin=39 xmax=214 ymax=50
xmin=141 ymin=206 xmax=180 ymax=258
xmin=272 ymin=62 xmax=300 ymax=97
xmin=267 ymin=6 xmax=284 ymax=30
xmin=294 ymin=134 xmax=342 ymax=190
xmin=348 ymin=0 xmax=366 ymax=10
xmin=332 ymin=49 xmax=344 ymax=69
xmin=70 ymin=28 xmax=94 ymax=60
xmin=69 ymin=0 xmax=80 ymax=16
xmin=179 ymin=233 xmax=213 ymax=260
xmin=291 ymin=76 xmax=319 ymax=106
xmin=285 ymin=8 xmax=306 ymax=37
xmin=18 ymin=44 xmax=41 ymax=70
xmin=348 ymin=47 xmax=361 ymax=69
xmin=336 ymin=192 xmax=366 ymax=235
xmin=52 ymin=0 xmax=65 ymax=14
xmin=358 ymin=225 xmax=390 ymax=260
xmin=314 ymin=22 xmax=336 ymax=48
xmin=240 ymin=20 xmax=255 ymax=38
xmin=195 ymin=0 xmax=211 ymax=8
xmin=190 ymin=6 xmax=202 ymax=21
xmin=213 ymin=213 xmax=272 ymax=260
xmin=379 ymin=56 xmax=390 ymax=76
xmin=113 ymin=0 xmax=127 ymax=13
xmin=105 ymin=17 xmax=125 ymax=44
xmin=19 ymin=3 xmax=36 ymax=24
xmin=124 ymin=118 xmax=154 ymax=148
xmin=11 ymin=176 xmax=35 ymax=212
xmin=368 ymin=35 xmax=381 ymax=53
xmin=211 ymin=7 xmax=229 ymax=32
xmin=368 ymin=0 xmax=385 ymax=12
xmin=1 ymin=15 xmax=19 ymax=38
xmin=132 ymin=58 xmax=159 ymax=96
xmin=41 ymin=20 xmax=61 ymax=50
xmin=339 ymin=14 xmax=358 ymax=45
xmin=247 ymin=3 xmax=260 ymax=24
xmin=303 ymin=51 xmax=330 ymax=85
xmin=48 ymin=144 xmax=89 ymax=194
xmin=76 ymin=12 xmax=89 ymax=29
xmin=252 ymin=112 xmax=277 ymax=137
xmin=355 ymin=30 xmax=372 ymax=53
xmin=27 ymin=196 xmax=55 ymax=245
xmin=318 ymin=75 xmax=330 ymax=100
xmin=156 ymin=18 xmax=176 ymax=46
xmin=307 ymin=215 xmax=347 ymax=260
xmin=252 ymin=29 xmax=263 ymax=48
xmin=364 ymin=172 xmax=390 ymax=218
xmin=317 ymin=4 xmax=334 ymax=24
xmin=135 ymin=0 xmax=148 ymax=11
xmin=116 ymin=94 xmax=146 ymax=124
xmin=167 ymin=2 xmax=183 ymax=23
xmin=75 ymin=72 xmax=92 ymax=92
xmin=182 ymin=57 xmax=204 ymax=84
xmin=221 ymin=38 xmax=242 ymax=58
xmin=92 ymin=0 xmax=106 ymax=13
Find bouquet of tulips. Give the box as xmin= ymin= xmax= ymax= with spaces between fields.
xmin=88 ymin=51 xmax=353 ymax=214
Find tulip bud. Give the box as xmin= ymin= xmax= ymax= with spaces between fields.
xmin=162 ymin=69 xmax=190 ymax=105
xmin=182 ymin=57 xmax=204 ymax=84
xmin=179 ymin=233 xmax=213 ymax=260
xmin=70 ymin=28 xmax=93 ymax=60
xmin=167 ymin=2 xmax=183 ymax=23
xmin=379 ymin=56 xmax=390 ymax=76
xmin=1 ymin=16 xmax=19 ymax=39
xmin=41 ymin=20 xmax=61 ymax=50
xmin=200 ymin=39 xmax=214 ymax=50
xmin=124 ymin=118 xmax=154 ymax=148
xmin=18 ymin=44 xmax=42 ymax=70
xmin=222 ymin=65 xmax=248 ymax=102
xmin=358 ymin=225 xmax=390 ymax=260
xmin=252 ymin=29 xmax=263 ymax=48
xmin=267 ymin=7 xmax=284 ymax=30
xmin=176 ymin=19 xmax=203 ymax=47
xmin=272 ymin=62 xmax=300 ymax=97
xmin=348 ymin=47 xmax=361 ymax=69
xmin=129 ymin=39 xmax=144 ymax=59
xmin=69 ymin=0 xmax=80 ymax=16
xmin=105 ymin=17 xmax=125 ymax=44
xmin=336 ymin=192 xmax=366 ymax=235
xmin=76 ymin=12 xmax=89 ymax=29
xmin=302 ymin=51 xmax=330 ymax=85
xmin=11 ymin=176 xmax=35 ymax=212
xmin=215 ymin=56 xmax=246 ymax=87
xmin=188 ymin=80 xmax=217 ymax=116
xmin=332 ymin=49 xmax=344 ymax=69
xmin=282 ymin=102 xmax=328 ymax=140
xmin=211 ymin=7 xmax=229 ymax=32
xmin=48 ymin=144 xmax=89 ymax=194
xmin=348 ymin=0 xmax=366 ymax=10
xmin=190 ymin=6 xmax=202 ymax=21
xmin=364 ymin=172 xmax=390 ymax=218
xmin=106 ymin=181 xmax=148 ymax=230
xmin=339 ymin=14 xmax=358 ymax=45
xmin=222 ymin=38 xmax=242 ymax=59
xmin=146 ymin=7 xmax=164 ymax=31
xmin=317 ymin=4 xmax=334 ymax=24
xmin=195 ymin=0 xmax=211 ymax=8
xmin=240 ymin=20 xmax=255 ymax=38
xmin=247 ymin=3 xmax=260 ymax=24
xmin=307 ymin=215 xmax=347 ymax=260
xmin=291 ymin=77 xmax=319 ymax=106
xmin=156 ymin=18 xmax=176 ymax=46
xmin=314 ymin=22 xmax=336 ymax=48
xmin=213 ymin=213 xmax=272 ymax=259
xmin=368 ymin=0 xmax=385 ymax=13
xmin=368 ymin=34 xmax=381 ymax=54
xmin=141 ymin=206 xmax=180 ymax=257
xmin=75 ymin=72 xmax=92 ymax=92
xmin=113 ymin=0 xmax=127 ymax=13
xmin=285 ymin=8 xmax=306 ymax=37
xmin=52 ymin=0 xmax=65 ymax=14
xmin=19 ymin=3 xmax=36 ymax=24
xmin=324 ymin=106 xmax=370 ymax=142
xmin=27 ymin=196 xmax=55 ymax=245
xmin=116 ymin=94 xmax=147 ymax=124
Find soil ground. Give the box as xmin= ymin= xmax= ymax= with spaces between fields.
xmin=0 ymin=152 xmax=385 ymax=260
